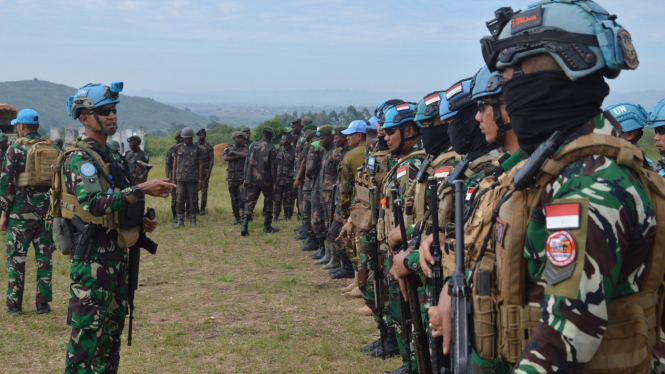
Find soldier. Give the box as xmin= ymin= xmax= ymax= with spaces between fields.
xmin=0 ymin=134 xmax=9 ymax=164
xmin=196 ymin=129 xmax=214 ymax=215
xmin=172 ymin=127 xmax=204 ymax=228
xmin=165 ymin=130 xmax=183 ymax=222
xmin=124 ymin=135 xmax=150 ymax=183
xmin=605 ymin=102 xmax=653 ymax=168
xmin=288 ymin=118 xmax=304 ymax=219
xmin=241 ymin=126 xmax=279 ymax=235
xmin=62 ymin=82 xmax=174 ymax=373
xmin=242 ymin=126 xmax=253 ymax=148
xmin=297 ymin=130 xmax=319 ymax=250
xmin=306 ymin=125 xmax=333 ymax=259
xmin=0 ymin=109 xmax=57 ymax=315
xmin=224 ymin=131 xmax=248 ymax=225
xmin=294 ymin=120 xmax=316 ymax=238
xmin=273 ymin=132 xmax=296 ymax=221
xmin=650 ymin=100 xmax=665 ymax=176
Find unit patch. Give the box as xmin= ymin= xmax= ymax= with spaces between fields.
xmin=545 ymin=230 xmax=576 ymax=267
xmin=80 ymin=162 xmax=96 ymax=177
xmin=495 ymin=218 xmax=508 ymax=246
xmin=396 ymin=165 xmax=407 ymax=179
xmin=545 ymin=202 xmax=581 ymax=230
xmin=466 ymin=187 xmax=476 ymax=201
xmin=434 ymin=166 xmax=450 ymax=179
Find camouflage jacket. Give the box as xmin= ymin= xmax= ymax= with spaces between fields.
xmin=124 ymin=148 xmax=150 ymax=184
xmin=175 ymin=143 xmax=204 ymax=182
xmin=274 ymin=146 xmax=296 ymax=186
xmin=62 ymin=135 xmax=139 ymax=260
xmin=384 ymin=140 xmax=424 ymax=199
xmin=165 ymin=143 xmax=178 ymax=179
xmin=318 ymin=146 xmax=341 ymax=192
xmin=306 ymin=142 xmax=326 ymax=191
xmin=226 ymin=143 xmax=248 ymax=181
xmin=294 ymin=134 xmax=307 ymax=177
xmin=516 ymin=114 xmax=656 ymax=372
xmin=656 ymin=157 xmax=665 ymax=177
xmin=197 ymin=141 xmax=214 ymax=171
xmin=302 ymin=146 xmax=313 ymax=192
xmin=0 ymin=148 xmax=6 ymax=165
xmin=244 ymin=140 xmax=276 ymax=187
xmin=339 ymin=143 xmax=367 ymax=216
xmin=0 ymin=133 xmax=52 ymax=221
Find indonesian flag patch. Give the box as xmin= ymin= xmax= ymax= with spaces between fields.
xmin=395 ymin=103 xmax=410 ymax=112
xmin=446 ymin=83 xmax=463 ymax=100
xmin=425 ymin=93 xmax=441 ymax=106
xmin=466 ymin=187 xmax=476 ymax=201
xmin=545 ymin=203 xmax=581 ymax=230
xmin=396 ymin=165 xmax=407 ymax=179
xmin=434 ymin=166 xmax=450 ymax=179
xmin=545 ymin=231 xmax=576 ymax=267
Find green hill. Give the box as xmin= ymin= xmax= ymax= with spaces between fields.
xmin=0 ymin=79 xmax=209 ymax=131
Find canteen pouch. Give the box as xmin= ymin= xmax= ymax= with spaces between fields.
xmin=52 ymin=217 xmax=73 ymax=255
xmin=472 ymin=254 xmax=496 ymax=359
xmin=117 ymin=226 xmax=140 ymax=249
xmin=350 ymin=203 xmax=372 ymax=231
xmin=118 ymin=199 xmax=145 ymax=229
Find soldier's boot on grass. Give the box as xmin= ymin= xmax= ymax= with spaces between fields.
xmin=331 ymin=250 xmax=354 ymax=279
xmin=369 ymin=327 xmax=400 ymax=358
xmin=36 ymin=302 xmax=51 ymax=314
xmin=310 ymin=237 xmax=326 ymax=259
xmin=7 ymin=307 xmax=22 ymax=315
xmin=343 ymin=286 xmax=362 ymax=299
xmin=263 ymin=217 xmax=279 ymax=233
xmin=190 ymin=215 xmax=197 ymax=228
xmin=295 ymin=230 xmax=308 ymax=240
xmin=321 ymin=243 xmax=341 ymax=270
xmin=301 ymin=234 xmax=318 ymax=251
xmin=313 ymin=241 xmax=331 ymax=265
xmin=274 ymin=212 xmax=280 ymax=222
xmin=171 ymin=206 xmax=177 ymax=223
xmin=174 ymin=214 xmax=185 ymax=229
xmin=294 ymin=225 xmax=304 ymax=234
xmin=357 ymin=305 xmax=373 ymax=316
xmin=362 ymin=325 xmax=389 ymax=352
xmin=232 ymin=207 xmax=242 ymax=225
xmin=382 ymin=366 xmax=411 ymax=374
xmin=284 ymin=210 xmax=293 ymax=221
xmin=241 ymin=217 xmax=250 ymax=236
xmin=340 ymin=272 xmax=358 ymax=293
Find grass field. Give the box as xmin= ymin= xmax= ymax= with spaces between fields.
xmin=0 ymin=157 xmax=401 ymax=373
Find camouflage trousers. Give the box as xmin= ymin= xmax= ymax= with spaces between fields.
xmin=228 ymin=180 xmax=246 ymax=218
xmin=199 ymin=173 xmax=210 ymax=209
xmin=297 ymin=184 xmax=303 ymax=220
xmin=5 ymin=219 xmax=55 ymax=309
xmin=244 ymin=184 xmax=274 ymax=219
xmin=385 ymin=247 xmax=412 ymax=368
xmin=301 ymin=190 xmax=313 ymax=233
xmin=274 ymin=183 xmax=295 ymax=219
xmin=311 ymin=189 xmax=326 ymax=238
xmin=358 ymin=234 xmax=379 ymax=315
xmin=65 ymin=247 xmax=128 ymax=374
xmin=176 ymin=181 xmax=199 ymax=216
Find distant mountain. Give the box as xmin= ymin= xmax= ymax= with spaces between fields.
xmin=0 ymin=79 xmax=209 ymax=131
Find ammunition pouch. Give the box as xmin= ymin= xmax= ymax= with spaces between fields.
xmin=350 ymin=202 xmax=372 ymax=232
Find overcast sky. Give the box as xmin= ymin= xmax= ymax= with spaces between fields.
xmin=0 ymin=0 xmax=662 ymax=96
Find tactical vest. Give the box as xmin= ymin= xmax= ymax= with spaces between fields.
xmin=470 ymin=134 xmax=665 ymax=374
xmin=15 ymin=137 xmax=59 ymax=187
xmin=411 ymin=151 xmax=461 ymax=225
xmin=349 ymin=148 xmax=392 ymax=235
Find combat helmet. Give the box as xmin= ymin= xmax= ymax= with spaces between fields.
xmin=648 ymin=99 xmax=665 ymax=131
xmin=181 ymin=127 xmax=195 ymax=139
xmin=439 ymin=78 xmax=475 ymax=154
xmin=382 ymin=102 xmax=419 ymax=155
xmin=605 ymin=102 xmax=648 ymax=133
xmin=415 ymin=91 xmax=444 ymax=126
xmin=67 ymin=82 xmax=123 ymax=135
xmin=480 ymin=1 xmax=639 ymax=80
xmin=471 ymin=66 xmax=509 ymax=146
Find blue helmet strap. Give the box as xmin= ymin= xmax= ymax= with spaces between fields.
xmin=491 ymin=96 xmax=510 ymax=147
xmin=84 ymin=113 xmax=117 ymax=136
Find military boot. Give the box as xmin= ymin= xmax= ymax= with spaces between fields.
xmin=340 ymin=272 xmax=358 ymax=293
xmin=361 ymin=324 xmax=388 ymax=352
xmin=369 ymin=327 xmax=400 ymax=358
xmin=36 ymin=302 xmax=51 ymax=314
xmin=190 ymin=215 xmax=197 ymax=228
xmin=6 ymin=306 xmax=22 ymax=315
xmin=273 ymin=213 xmax=280 ymax=222
xmin=301 ymin=234 xmax=318 ymax=251
xmin=294 ymin=225 xmax=304 ymax=234
xmin=382 ymin=366 xmax=411 ymax=374
xmin=174 ymin=214 xmax=185 ymax=229
xmin=310 ymin=237 xmax=326 ymax=259
xmin=295 ymin=231 xmax=308 ymax=240
xmin=321 ymin=242 xmax=342 ymax=270
xmin=263 ymin=217 xmax=279 ymax=233
xmin=284 ymin=210 xmax=293 ymax=221
xmin=241 ymin=217 xmax=249 ymax=236
xmin=200 ymin=202 xmax=206 ymax=216
xmin=171 ymin=206 xmax=177 ymax=223
xmin=331 ymin=250 xmax=354 ymax=279
xmin=313 ymin=241 xmax=331 ymax=265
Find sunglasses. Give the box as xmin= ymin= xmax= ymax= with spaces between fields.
xmin=385 ymin=128 xmax=398 ymax=136
xmin=477 ymin=100 xmax=505 ymax=113
xmin=86 ymin=106 xmax=117 ymax=117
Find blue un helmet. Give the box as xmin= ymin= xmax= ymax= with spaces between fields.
xmin=439 ymin=78 xmax=475 ymax=154
xmin=480 ymin=1 xmax=639 ymax=80
xmin=471 ymin=66 xmax=510 ymax=146
xmin=605 ymin=102 xmax=648 ymax=134
xmin=415 ymin=91 xmax=444 ymax=126
xmin=375 ymin=99 xmax=405 ymax=125
xmin=67 ymin=82 xmax=123 ymax=135
xmin=382 ymin=102 xmax=418 ymax=155
xmin=367 ymin=116 xmax=379 ymax=131
xmin=648 ymin=99 xmax=665 ymax=132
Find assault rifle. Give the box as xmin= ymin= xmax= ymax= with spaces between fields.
xmin=448 ymin=180 xmax=469 ymax=373
xmin=428 ymin=176 xmax=448 ymax=374
xmin=390 ymin=187 xmax=412 ymax=367
xmin=394 ymin=198 xmax=432 ymax=374
xmin=369 ymin=187 xmax=387 ymax=359
xmin=127 ymin=207 xmax=159 ymax=346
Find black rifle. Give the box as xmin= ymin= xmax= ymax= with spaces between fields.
xmin=328 ymin=184 xmax=337 ymax=228
xmin=127 ymin=208 xmax=159 ymax=346
xmin=394 ymin=199 xmax=432 ymax=374
xmin=513 ymin=131 xmax=561 ymax=190
xmin=71 ymin=215 xmax=94 ymax=260
xmin=448 ymin=180 xmax=469 ymax=373
xmin=390 ymin=188 xmax=413 ymax=367
xmin=428 ymin=176 xmax=448 ymax=374
xmin=369 ymin=187 xmax=387 ymax=359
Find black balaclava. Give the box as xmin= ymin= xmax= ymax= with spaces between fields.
xmin=377 ymin=132 xmax=389 ymax=151
xmin=503 ymin=70 xmax=609 ymax=155
xmin=421 ymin=122 xmax=451 ymax=156
xmin=447 ymin=104 xmax=497 ymax=161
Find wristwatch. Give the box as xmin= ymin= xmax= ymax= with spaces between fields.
xmin=131 ymin=185 xmax=144 ymax=199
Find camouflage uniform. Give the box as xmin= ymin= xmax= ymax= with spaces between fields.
xmin=123 ymin=148 xmax=150 ymax=183
xmin=175 ymin=143 xmax=204 ymax=217
xmin=62 ymin=135 xmax=143 ymax=373
xmin=165 ymin=142 xmax=179 ymax=219
xmin=274 ymin=145 xmax=296 ymax=220
xmin=294 ymin=134 xmax=307 ymax=218
xmin=301 ymin=145 xmax=314 ymax=235
xmin=197 ymin=140 xmax=214 ymax=211
xmin=226 ymin=143 xmax=248 ymax=221
xmin=0 ymin=132 xmax=56 ymax=311
xmin=308 ymin=142 xmax=326 ymax=238
xmin=243 ymin=140 xmax=277 ymax=220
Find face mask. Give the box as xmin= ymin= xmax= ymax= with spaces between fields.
xmin=421 ymin=123 xmax=450 ymax=155
xmin=503 ymin=70 xmax=608 ymax=155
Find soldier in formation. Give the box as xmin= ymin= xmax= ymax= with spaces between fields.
xmin=273 ymin=132 xmax=296 ymax=221
xmin=165 ymin=129 xmax=183 ymax=222
xmin=196 ymin=128 xmax=214 ymax=215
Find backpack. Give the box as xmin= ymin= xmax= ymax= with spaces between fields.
xmin=16 ymin=137 xmax=59 ymax=187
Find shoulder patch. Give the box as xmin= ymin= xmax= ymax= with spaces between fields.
xmin=396 ymin=165 xmax=407 ymax=179
xmin=545 ymin=231 xmax=576 ymax=267
xmin=545 ymin=202 xmax=581 ymax=230
xmin=80 ymin=162 xmax=97 ymax=177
